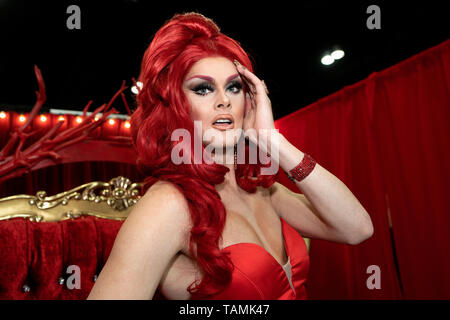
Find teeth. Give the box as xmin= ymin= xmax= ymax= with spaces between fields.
xmin=214 ymin=119 xmax=232 ymax=124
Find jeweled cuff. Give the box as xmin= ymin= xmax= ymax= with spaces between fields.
xmin=286 ymin=153 xmax=317 ymax=182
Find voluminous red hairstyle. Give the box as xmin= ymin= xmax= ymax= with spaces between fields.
xmin=130 ymin=12 xmax=276 ymax=299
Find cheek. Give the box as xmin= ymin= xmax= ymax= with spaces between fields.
xmin=187 ymin=95 xmax=212 ymax=123
xmin=231 ymin=95 xmax=245 ymax=121
xmin=185 ymin=93 xmax=204 ymax=118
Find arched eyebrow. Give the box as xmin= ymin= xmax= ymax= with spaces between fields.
xmin=186 ymin=74 xmax=240 ymax=84
xmin=186 ymin=75 xmax=214 ymax=82
xmin=226 ymin=74 xmax=240 ymax=82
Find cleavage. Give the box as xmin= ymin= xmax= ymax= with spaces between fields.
xmin=221 ymin=209 xmax=288 ymax=267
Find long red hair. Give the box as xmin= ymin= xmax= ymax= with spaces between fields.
xmin=130 ymin=12 xmax=276 ymax=299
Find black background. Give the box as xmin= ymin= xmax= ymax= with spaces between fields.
xmin=0 ymin=0 xmax=448 ymax=119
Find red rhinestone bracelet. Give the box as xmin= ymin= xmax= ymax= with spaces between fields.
xmin=286 ymin=153 xmax=317 ymax=182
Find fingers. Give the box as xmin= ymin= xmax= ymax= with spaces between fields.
xmin=261 ymin=80 xmax=269 ymax=94
xmin=234 ymin=63 xmax=256 ymax=97
xmin=234 ymin=62 xmax=257 ymax=92
xmin=243 ymin=92 xmax=253 ymax=117
xmin=244 ymin=94 xmax=252 ymax=118
xmin=233 ymin=60 xmax=267 ymax=97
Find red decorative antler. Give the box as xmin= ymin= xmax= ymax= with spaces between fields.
xmin=0 ymin=65 xmax=131 ymax=184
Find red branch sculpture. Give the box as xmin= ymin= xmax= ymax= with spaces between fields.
xmin=0 ymin=65 xmax=132 ymax=184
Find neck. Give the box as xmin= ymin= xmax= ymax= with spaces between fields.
xmin=211 ymin=148 xmax=239 ymax=194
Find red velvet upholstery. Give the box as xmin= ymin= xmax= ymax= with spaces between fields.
xmin=0 ymin=216 xmax=123 ymax=299
xmin=0 ymin=216 xmax=168 ymax=300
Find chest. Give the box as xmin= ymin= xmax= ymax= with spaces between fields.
xmin=157 ymin=188 xmax=286 ymax=300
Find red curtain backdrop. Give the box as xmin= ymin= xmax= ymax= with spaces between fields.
xmin=0 ymin=161 xmax=141 ymax=199
xmin=274 ymin=40 xmax=450 ymax=299
xmin=1 ymin=40 xmax=448 ymax=300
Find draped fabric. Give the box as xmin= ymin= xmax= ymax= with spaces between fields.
xmin=1 ymin=40 xmax=448 ymax=299
xmin=0 ymin=161 xmax=141 ymax=198
xmin=274 ymin=40 xmax=450 ymax=299
xmin=0 ymin=215 xmax=125 ymax=299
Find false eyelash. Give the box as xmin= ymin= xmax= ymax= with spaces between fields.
xmin=191 ymin=80 xmax=244 ymax=96
xmin=227 ymin=80 xmax=243 ymax=91
xmin=192 ymin=83 xmax=214 ymax=93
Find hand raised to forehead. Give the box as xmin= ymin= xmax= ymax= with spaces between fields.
xmin=233 ymin=59 xmax=276 ymax=145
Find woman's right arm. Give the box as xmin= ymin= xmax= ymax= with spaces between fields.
xmin=87 ymin=181 xmax=191 ymax=300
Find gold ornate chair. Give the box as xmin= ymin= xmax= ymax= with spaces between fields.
xmin=0 ymin=175 xmax=310 ymax=300
xmin=0 ymin=176 xmax=142 ymax=223
xmin=0 ymin=176 xmax=146 ymax=300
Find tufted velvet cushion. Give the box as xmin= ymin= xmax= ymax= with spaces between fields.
xmin=0 ymin=215 xmax=166 ymax=300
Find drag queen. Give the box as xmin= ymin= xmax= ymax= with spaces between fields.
xmin=87 ymin=12 xmax=373 ymax=300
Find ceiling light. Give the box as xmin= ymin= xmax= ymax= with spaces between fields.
xmin=331 ymin=49 xmax=345 ymax=60
xmin=321 ymin=55 xmax=334 ymax=65
xmin=131 ymin=81 xmax=143 ymax=94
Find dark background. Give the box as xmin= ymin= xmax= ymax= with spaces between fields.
xmin=0 ymin=0 xmax=448 ymax=120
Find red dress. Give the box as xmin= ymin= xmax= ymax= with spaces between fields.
xmin=191 ymin=217 xmax=310 ymax=300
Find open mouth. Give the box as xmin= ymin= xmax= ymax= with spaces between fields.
xmin=212 ymin=116 xmax=234 ymax=130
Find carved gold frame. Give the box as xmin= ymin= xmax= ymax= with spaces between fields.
xmin=0 ymin=176 xmax=142 ymax=222
xmin=0 ymin=176 xmax=310 ymax=251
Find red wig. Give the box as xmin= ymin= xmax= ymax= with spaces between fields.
xmin=130 ymin=12 xmax=277 ymax=299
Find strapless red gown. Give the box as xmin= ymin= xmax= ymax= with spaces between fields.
xmin=191 ymin=217 xmax=310 ymax=300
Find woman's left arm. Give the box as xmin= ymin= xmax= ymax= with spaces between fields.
xmin=234 ymin=60 xmax=374 ymax=245
xmin=269 ymin=132 xmax=374 ymax=245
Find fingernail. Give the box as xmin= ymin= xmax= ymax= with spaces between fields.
xmin=233 ymin=60 xmax=244 ymax=70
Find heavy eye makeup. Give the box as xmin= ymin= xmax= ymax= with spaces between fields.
xmin=189 ymin=80 xmax=243 ymax=96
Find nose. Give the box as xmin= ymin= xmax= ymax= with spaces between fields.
xmin=215 ymin=88 xmax=231 ymax=109
xmin=216 ymin=102 xmax=231 ymax=109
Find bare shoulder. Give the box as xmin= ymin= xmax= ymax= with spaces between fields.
xmin=267 ymin=181 xmax=287 ymax=196
xmin=87 ymin=180 xmax=192 ymax=299
xmin=269 ymin=181 xmax=306 ymax=201
xmin=137 ymin=180 xmax=192 ymax=240
xmin=268 ymin=182 xmax=314 ymax=214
